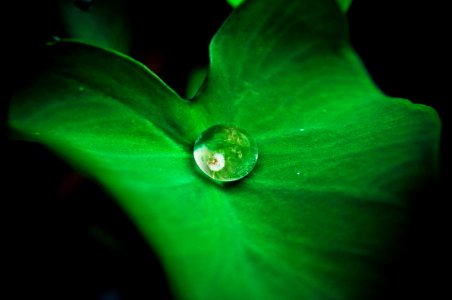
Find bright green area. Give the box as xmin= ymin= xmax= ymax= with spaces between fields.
xmin=58 ymin=0 xmax=131 ymax=52
xmin=226 ymin=0 xmax=245 ymax=8
xmin=9 ymin=0 xmax=440 ymax=299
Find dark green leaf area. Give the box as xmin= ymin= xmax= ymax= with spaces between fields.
xmin=58 ymin=0 xmax=131 ymax=52
xmin=11 ymin=41 xmax=204 ymax=146
xmin=226 ymin=98 xmax=439 ymax=299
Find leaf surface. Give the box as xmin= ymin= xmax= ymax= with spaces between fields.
xmin=9 ymin=0 xmax=440 ymax=299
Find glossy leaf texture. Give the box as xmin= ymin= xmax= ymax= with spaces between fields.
xmin=9 ymin=0 xmax=440 ymax=299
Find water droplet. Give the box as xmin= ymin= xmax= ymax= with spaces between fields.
xmin=78 ymin=86 xmax=85 ymax=92
xmin=193 ymin=125 xmax=258 ymax=182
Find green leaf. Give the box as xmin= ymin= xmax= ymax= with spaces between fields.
xmin=194 ymin=0 xmax=439 ymax=298
xmin=202 ymin=0 xmax=374 ymax=130
xmin=226 ymin=0 xmax=245 ymax=8
xmin=58 ymin=0 xmax=132 ymax=52
xmin=9 ymin=0 xmax=440 ymax=299
xmin=11 ymin=41 xmax=205 ymax=146
xmin=9 ymin=41 xmax=200 ymax=194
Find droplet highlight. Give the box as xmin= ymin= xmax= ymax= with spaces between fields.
xmin=193 ymin=125 xmax=258 ymax=182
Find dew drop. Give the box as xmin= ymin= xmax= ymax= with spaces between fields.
xmin=193 ymin=125 xmax=258 ymax=182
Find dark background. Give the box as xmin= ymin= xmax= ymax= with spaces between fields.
xmin=3 ymin=0 xmax=449 ymax=299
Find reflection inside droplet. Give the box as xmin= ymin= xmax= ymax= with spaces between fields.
xmin=193 ymin=125 xmax=258 ymax=182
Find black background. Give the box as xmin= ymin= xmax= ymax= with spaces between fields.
xmin=3 ymin=0 xmax=449 ymax=299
